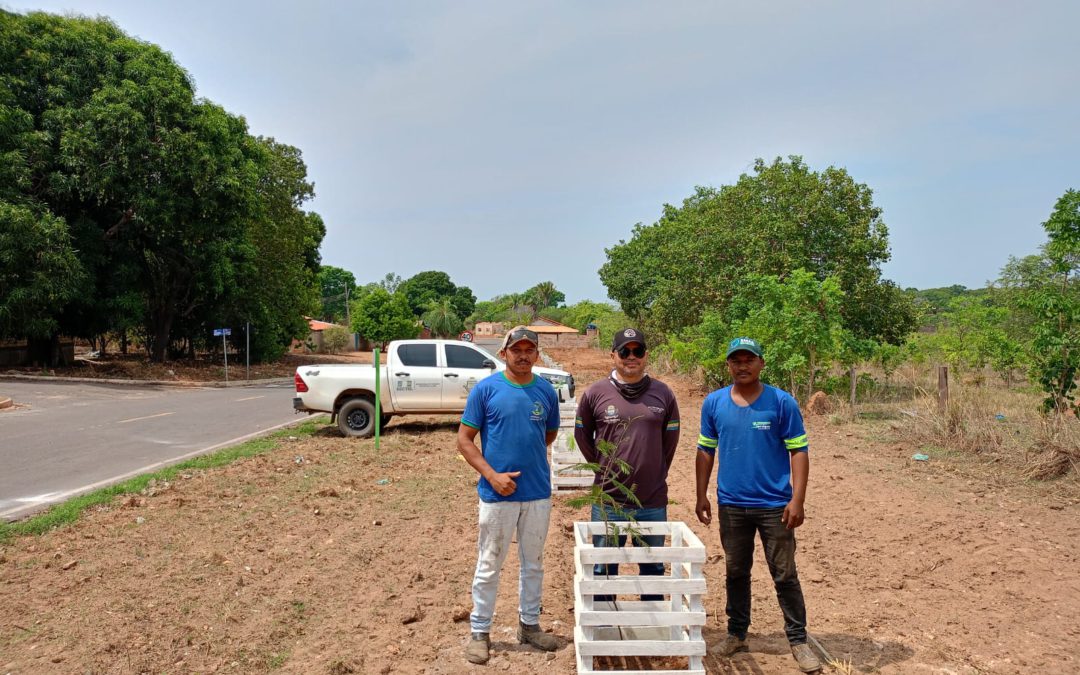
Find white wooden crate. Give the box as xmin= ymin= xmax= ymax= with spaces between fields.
xmin=551 ymin=429 xmax=593 ymax=491
xmin=573 ymin=521 xmax=706 ymax=675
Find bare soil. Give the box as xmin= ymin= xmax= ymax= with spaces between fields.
xmin=2 ymin=347 xmax=1079 ymax=674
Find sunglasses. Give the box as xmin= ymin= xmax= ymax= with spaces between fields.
xmin=616 ymin=345 xmax=646 ymax=359
xmin=505 ymin=328 xmax=538 ymax=347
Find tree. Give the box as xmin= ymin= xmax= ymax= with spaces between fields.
xmin=0 ymin=11 xmax=324 ymax=363
xmin=378 ymin=272 xmax=403 ymax=294
xmin=525 ymin=281 xmax=565 ymax=313
xmin=664 ymin=269 xmax=847 ymax=399
xmin=351 ymin=289 xmax=418 ymax=347
xmin=0 ymin=204 xmax=84 ymax=339
xmin=599 ymin=156 xmax=915 ymax=344
xmin=728 ymin=269 xmax=847 ymax=401
xmin=318 ymin=265 xmax=357 ymax=323
xmin=400 ymin=271 xmax=456 ymax=316
xmin=1021 ymin=189 xmax=1080 ymax=413
xmin=422 ymin=297 xmax=463 ymax=338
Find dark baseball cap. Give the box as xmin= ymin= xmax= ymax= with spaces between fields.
xmin=611 ymin=327 xmax=647 ymax=351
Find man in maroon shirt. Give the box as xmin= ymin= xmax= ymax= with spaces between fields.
xmin=574 ymin=328 xmax=680 ymax=601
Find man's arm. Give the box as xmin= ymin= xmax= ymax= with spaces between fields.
xmin=457 ymin=423 xmax=521 ymax=497
xmin=573 ymin=391 xmax=599 ymax=463
xmin=661 ymin=394 xmax=681 ymax=470
xmin=694 ymin=449 xmax=715 ymax=525
xmin=545 ymin=429 xmax=559 ymax=446
xmin=782 ymin=450 xmax=809 ymax=530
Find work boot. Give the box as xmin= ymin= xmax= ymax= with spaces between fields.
xmin=716 ymin=633 xmax=748 ymax=656
xmin=465 ymin=632 xmax=490 ymax=664
xmin=517 ymin=622 xmax=558 ymax=651
xmin=790 ymin=642 xmax=822 ymax=672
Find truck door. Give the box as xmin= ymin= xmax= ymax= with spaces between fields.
xmin=443 ymin=343 xmax=496 ymax=407
xmin=390 ymin=343 xmax=443 ymax=409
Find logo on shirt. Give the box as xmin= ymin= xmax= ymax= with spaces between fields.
xmin=647 ymin=405 xmax=664 ymax=414
xmin=603 ymin=404 xmax=620 ymax=421
xmin=531 ymin=400 xmax=545 ymax=421
xmin=752 ymin=420 xmax=771 ymax=431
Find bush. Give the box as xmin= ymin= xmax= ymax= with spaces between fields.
xmin=321 ymin=325 xmax=350 ymax=354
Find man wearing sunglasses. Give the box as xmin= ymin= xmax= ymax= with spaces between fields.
xmin=694 ymin=337 xmax=820 ymax=673
xmin=458 ymin=326 xmax=562 ymax=664
xmin=574 ymin=328 xmax=680 ymax=600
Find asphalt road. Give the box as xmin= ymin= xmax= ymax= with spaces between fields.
xmin=0 ymin=379 xmax=312 ymax=521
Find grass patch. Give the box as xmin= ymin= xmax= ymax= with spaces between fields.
xmin=0 ymin=416 xmax=329 ymax=544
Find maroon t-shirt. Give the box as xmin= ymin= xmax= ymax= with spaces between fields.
xmin=573 ymin=375 xmax=681 ymax=509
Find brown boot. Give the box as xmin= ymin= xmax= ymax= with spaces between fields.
xmin=517 ymin=622 xmax=558 ymax=651
xmin=716 ymin=633 xmax=748 ymax=656
xmin=465 ymin=632 xmax=490 ymax=664
xmin=791 ymin=642 xmax=822 ymax=672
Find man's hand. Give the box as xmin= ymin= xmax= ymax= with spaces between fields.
xmin=781 ymin=499 xmax=804 ymax=529
xmin=488 ymin=470 xmax=521 ymax=497
xmin=695 ymin=496 xmax=712 ymax=525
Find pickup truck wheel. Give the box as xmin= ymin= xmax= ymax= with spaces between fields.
xmin=338 ymin=398 xmax=376 ymax=438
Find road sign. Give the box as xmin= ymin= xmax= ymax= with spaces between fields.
xmin=213 ymin=328 xmax=232 ymax=337
xmin=459 ymin=331 xmax=473 ymax=342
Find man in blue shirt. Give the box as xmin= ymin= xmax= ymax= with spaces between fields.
xmin=458 ymin=326 xmax=562 ymax=664
xmin=695 ymin=337 xmax=821 ymax=673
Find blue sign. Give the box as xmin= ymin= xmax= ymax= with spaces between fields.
xmin=213 ymin=328 xmax=232 ymax=337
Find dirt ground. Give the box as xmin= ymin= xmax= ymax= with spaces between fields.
xmin=2 ymin=347 xmax=1079 ymax=674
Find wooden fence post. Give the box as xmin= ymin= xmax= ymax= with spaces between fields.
xmin=937 ymin=365 xmax=949 ymax=413
xmin=849 ymin=366 xmax=857 ymax=412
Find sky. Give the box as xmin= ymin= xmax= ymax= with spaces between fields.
xmin=5 ymin=1 xmax=1079 ymax=304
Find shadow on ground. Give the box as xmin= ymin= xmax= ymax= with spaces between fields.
xmin=700 ymin=626 xmax=915 ymax=673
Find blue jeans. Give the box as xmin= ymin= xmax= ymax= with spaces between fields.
xmin=719 ymin=506 xmax=807 ymax=644
xmin=591 ymin=503 xmax=667 ymax=602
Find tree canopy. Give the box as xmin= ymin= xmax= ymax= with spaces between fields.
xmin=0 ymin=10 xmax=323 ymax=362
xmin=600 ymin=156 xmax=915 ymax=345
xmin=318 ymin=265 xmax=357 ymax=324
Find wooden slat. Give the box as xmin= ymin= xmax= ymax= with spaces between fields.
xmin=580 ymin=547 xmax=702 ymax=564
xmin=576 ymin=521 xmax=701 ymax=538
xmin=579 ymin=577 xmax=706 ymax=595
xmin=553 ymin=474 xmax=593 ymax=485
xmin=577 ymin=608 xmax=706 ymax=627
xmin=574 ymin=626 xmax=706 ymax=657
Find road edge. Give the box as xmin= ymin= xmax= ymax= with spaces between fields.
xmin=0 ymin=414 xmax=322 ymax=523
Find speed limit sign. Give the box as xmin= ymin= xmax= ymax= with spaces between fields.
xmin=459 ymin=331 xmax=474 ymax=342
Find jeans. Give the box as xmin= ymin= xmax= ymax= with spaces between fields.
xmin=591 ymin=503 xmax=667 ymax=602
xmin=470 ymin=498 xmax=552 ymax=633
xmin=719 ymin=506 xmax=807 ymax=644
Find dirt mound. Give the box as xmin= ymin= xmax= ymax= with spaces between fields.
xmin=806 ymin=391 xmax=832 ymax=415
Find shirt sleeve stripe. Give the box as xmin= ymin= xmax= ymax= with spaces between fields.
xmin=461 ymin=419 xmax=481 ymax=430
xmin=784 ymin=434 xmax=808 ymax=449
xmin=697 ymin=434 xmax=718 ymax=449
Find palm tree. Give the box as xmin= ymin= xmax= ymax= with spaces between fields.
xmin=529 ymin=281 xmax=559 ymax=312
xmin=422 ymin=297 xmax=463 ymax=338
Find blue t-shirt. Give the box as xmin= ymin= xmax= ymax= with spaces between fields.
xmin=461 ymin=371 xmax=561 ymax=502
xmin=697 ymin=385 xmax=809 ymax=509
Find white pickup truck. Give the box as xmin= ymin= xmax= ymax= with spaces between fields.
xmin=293 ymin=339 xmax=575 ymax=437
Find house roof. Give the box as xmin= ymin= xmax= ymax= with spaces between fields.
xmin=528 ymin=317 xmax=579 ymax=334
xmin=306 ymin=317 xmax=341 ymax=331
